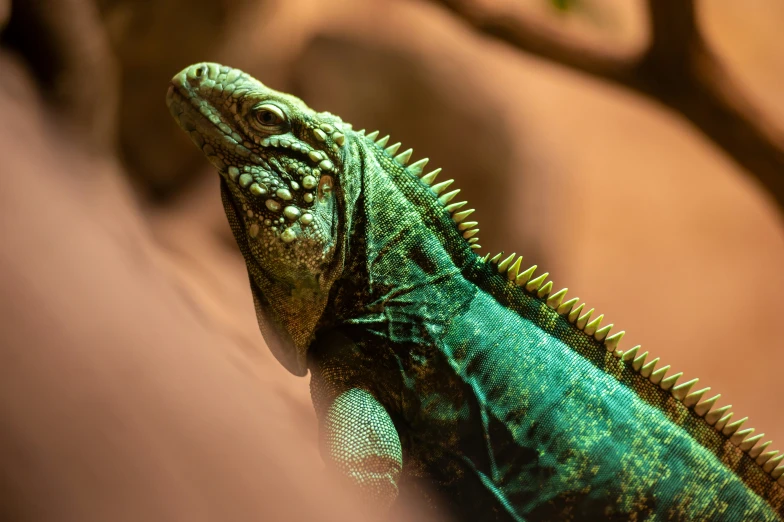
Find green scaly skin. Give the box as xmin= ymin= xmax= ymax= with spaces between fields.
xmin=166 ymin=62 xmax=784 ymax=521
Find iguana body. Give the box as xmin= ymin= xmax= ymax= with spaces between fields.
xmin=166 ymin=62 xmax=784 ymax=521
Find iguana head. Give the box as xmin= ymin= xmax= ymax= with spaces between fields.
xmin=166 ymin=62 xmax=361 ymax=375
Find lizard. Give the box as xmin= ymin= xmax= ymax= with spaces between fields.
xmin=166 ymin=62 xmax=784 ymax=521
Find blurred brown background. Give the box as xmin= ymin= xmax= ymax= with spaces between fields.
xmin=0 ymin=0 xmax=782 ymax=520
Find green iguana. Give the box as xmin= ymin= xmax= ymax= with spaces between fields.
xmin=166 ymin=62 xmax=784 ymax=521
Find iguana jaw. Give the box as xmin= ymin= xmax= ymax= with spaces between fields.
xmin=166 ymin=62 xmax=360 ymax=375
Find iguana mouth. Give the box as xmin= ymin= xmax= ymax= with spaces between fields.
xmin=166 ymin=81 xmax=267 ymax=186
xmin=166 ymin=83 xmax=238 ymax=176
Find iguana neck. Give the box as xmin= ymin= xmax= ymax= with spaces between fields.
xmin=322 ymin=138 xmax=477 ymax=331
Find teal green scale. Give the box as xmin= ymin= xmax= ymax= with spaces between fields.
xmin=439 ymin=281 xmax=778 ymax=520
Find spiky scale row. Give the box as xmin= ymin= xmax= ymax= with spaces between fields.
xmin=413 ymin=163 xmax=477 ymax=242
xmin=367 ymin=129 xmax=784 ymax=484
xmin=483 ymin=249 xmax=784 ymax=481
xmin=484 ymin=251 xmax=759 ymax=464
xmin=366 ymin=130 xmax=480 ymax=249
xmin=485 ymin=257 xmax=625 ymax=359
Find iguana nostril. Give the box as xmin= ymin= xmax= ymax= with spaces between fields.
xmin=186 ymin=64 xmax=207 ymax=84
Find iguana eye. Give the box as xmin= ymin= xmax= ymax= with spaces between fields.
xmin=253 ymin=103 xmax=286 ymax=127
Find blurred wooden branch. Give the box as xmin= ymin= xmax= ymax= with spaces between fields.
xmin=0 ymin=0 xmax=9 ymax=32
xmin=429 ymin=0 xmax=784 ymax=213
xmin=3 ymin=0 xmax=118 ymax=154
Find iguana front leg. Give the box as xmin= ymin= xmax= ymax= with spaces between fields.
xmin=309 ymin=334 xmax=403 ymax=512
